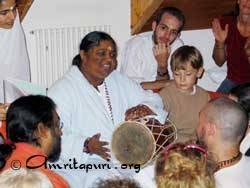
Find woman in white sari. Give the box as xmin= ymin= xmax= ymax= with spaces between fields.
xmin=0 ymin=0 xmax=30 ymax=121
xmin=48 ymin=31 xmax=167 ymax=187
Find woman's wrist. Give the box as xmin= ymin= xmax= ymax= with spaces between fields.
xmin=215 ymin=41 xmax=225 ymax=49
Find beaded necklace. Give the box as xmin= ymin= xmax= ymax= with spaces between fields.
xmin=104 ymin=81 xmax=114 ymax=123
xmin=215 ymin=153 xmax=242 ymax=172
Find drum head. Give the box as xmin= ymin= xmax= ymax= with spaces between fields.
xmin=111 ymin=121 xmax=155 ymax=165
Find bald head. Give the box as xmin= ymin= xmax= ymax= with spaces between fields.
xmin=203 ymin=98 xmax=248 ymax=144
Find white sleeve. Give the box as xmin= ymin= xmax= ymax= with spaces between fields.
xmin=119 ymin=39 xmax=148 ymax=83
xmin=240 ymin=133 xmax=250 ymax=154
xmin=48 ymin=82 xmax=89 ymax=163
xmin=121 ymin=74 xmax=168 ymax=123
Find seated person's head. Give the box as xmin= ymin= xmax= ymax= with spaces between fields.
xmin=229 ymin=82 xmax=250 ymax=118
xmin=0 ymin=95 xmax=62 ymax=170
xmin=94 ymin=177 xmax=141 ymax=188
xmin=197 ymin=98 xmax=248 ymax=149
xmin=171 ymin=45 xmax=204 ymax=93
xmin=0 ymin=0 xmax=17 ymax=29
xmin=155 ymin=143 xmax=215 ymax=188
xmin=152 ymin=7 xmax=185 ymax=46
xmin=0 ymin=167 xmax=53 ymax=188
xmin=72 ymin=31 xmax=118 ymax=87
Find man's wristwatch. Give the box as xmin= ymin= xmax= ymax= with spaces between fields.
xmin=157 ymin=69 xmax=168 ymax=76
xmin=157 ymin=69 xmax=169 ymax=77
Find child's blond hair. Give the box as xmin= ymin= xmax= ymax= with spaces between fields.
xmin=171 ymin=45 xmax=203 ymax=71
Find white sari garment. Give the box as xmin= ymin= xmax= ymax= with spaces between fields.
xmin=48 ymin=66 xmax=167 ymax=188
xmin=0 ymin=12 xmax=30 ymax=103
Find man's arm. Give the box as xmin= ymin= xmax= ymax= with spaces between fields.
xmin=212 ymin=18 xmax=228 ymax=67
xmin=153 ymin=43 xmax=171 ymax=77
xmin=212 ymin=41 xmax=227 ymax=67
xmin=140 ymin=79 xmax=172 ymax=91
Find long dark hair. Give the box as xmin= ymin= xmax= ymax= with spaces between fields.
xmin=72 ymin=31 xmax=117 ymax=68
xmin=0 ymin=95 xmax=56 ymax=170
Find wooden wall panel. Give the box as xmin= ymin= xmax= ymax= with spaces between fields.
xmin=131 ymin=0 xmax=164 ymax=34
xmin=132 ymin=0 xmax=237 ymax=34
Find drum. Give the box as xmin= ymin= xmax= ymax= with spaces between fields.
xmin=111 ymin=117 xmax=177 ymax=166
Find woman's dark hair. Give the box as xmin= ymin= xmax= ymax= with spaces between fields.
xmin=72 ymin=31 xmax=117 ymax=68
xmin=230 ymin=83 xmax=250 ymax=117
xmin=0 ymin=95 xmax=56 ymax=170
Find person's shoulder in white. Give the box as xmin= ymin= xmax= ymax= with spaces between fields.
xmin=123 ymin=31 xmax=153 ymax=52
xmin=240 ymin=133 xmax=250 ymax=154
xmin=215 ymin=155 xmax=250 ymax=188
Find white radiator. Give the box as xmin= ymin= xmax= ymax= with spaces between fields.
xmin=29 ymin=25 xmax=111 ymax=88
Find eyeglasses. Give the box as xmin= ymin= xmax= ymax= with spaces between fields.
xmin=57 ymin=120 xmax=64 ymax=130
xmin=0 ymin=4 xmax=17 ymax=16
xmin=163 ymin=143 xmax=208 ymax=160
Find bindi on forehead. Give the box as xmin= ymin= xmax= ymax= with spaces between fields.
xmin=107 ymin=46 xmax=114 ymax=51
xmin=98 ymin=42 xmax=115 ymax=50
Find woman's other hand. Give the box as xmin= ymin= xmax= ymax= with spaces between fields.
xmin=87 ymin=133 xmax=110 ymax=161
xmin=125 ymin=104 xmax=156 ymax=121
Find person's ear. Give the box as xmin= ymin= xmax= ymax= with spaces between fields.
xmin=197 ymin=67 xmax=204 ymax=78
xmin=80 ymin=50 xmax=87 ymax=62
xmin=207 ymin=123 xmax=216 ymax=136
xmin=152 ymin=21 xmax=157 ymax=31
xmin=35 ymin=123 xmax=49 ymax=139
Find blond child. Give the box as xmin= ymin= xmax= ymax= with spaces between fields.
xmin=160 ymin=45 xmax=210 ymax=142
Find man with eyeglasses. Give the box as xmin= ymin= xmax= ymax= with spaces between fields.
xmin=0 ymin=0 xmax=30 ymax=104
xmin=0 ymin=95 xmax=69 ymax=188
xmin=119 ymin=7 xmax=185 ymax=91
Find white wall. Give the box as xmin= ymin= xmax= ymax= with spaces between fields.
xmin=22 ymin=0 xmax=130 ymax=48
xmin=22 ymin=0 xmax=130 ymax=87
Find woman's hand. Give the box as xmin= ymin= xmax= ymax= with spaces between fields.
xmin=87 ymin=133 xmax=110 ymax=160
xmin=212 ymin=18 xmax=228 ymax=44
xmin=125 ymin=104 xmax=156 ymax=121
